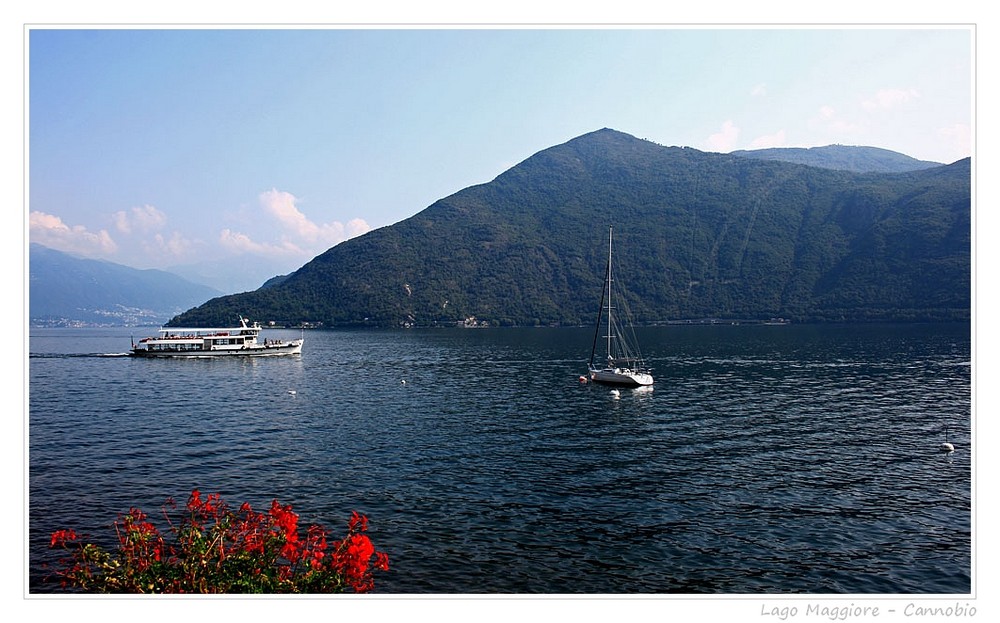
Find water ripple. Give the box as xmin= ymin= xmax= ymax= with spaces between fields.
xmin=29 ymin=324 xmax=971 ymax=593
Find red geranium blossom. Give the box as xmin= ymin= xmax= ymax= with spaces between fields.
xmin=47 ymin=490 xmax=389 ymax=594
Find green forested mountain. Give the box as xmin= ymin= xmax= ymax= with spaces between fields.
xmin=171 ymin=129 xmax=970 ymax=328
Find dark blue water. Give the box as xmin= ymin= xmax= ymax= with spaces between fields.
xmin=28 ymin=323 xmax=971 ymax=593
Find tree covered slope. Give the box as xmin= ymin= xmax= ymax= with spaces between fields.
xmin=171 ymin=129 xmax=970 ymax=327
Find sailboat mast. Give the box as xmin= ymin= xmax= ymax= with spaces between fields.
xmin=589 ymin=229 xmax=610 ymax=368
xmin=606 ymin=226 xmax=614 ymax=363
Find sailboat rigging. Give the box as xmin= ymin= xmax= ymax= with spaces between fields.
xmin=587 ymin=227 xmax=654 ymax=387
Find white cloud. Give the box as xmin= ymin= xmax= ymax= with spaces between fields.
xmin=706 ymin=120 xmax=740 ymax=152
xmin=29 ymin=211 xmax=117 ymax=257
xmin=258 ymin=188 xmax=371 ymax=248
xmin=937 ymin=123 xmax=971 ymax=162
xmin=259 ymin=189 xmax=321 ymax=242
xmin=29 ymin=192 xmax=374 ymax=275
xmin=748 ymin=130 xmax=787 ymax=149
xmin=30 ymin=208 xmax=200 ymax=268
xmin=212 ymin=189 xmax=371 ymax=266
xmin=861 ymin=88 xmax=920 ymax=111
xmin=809 ymin=105 xmax=863 ymax=137
xmin=344 ymin=218 xmax=370 ymax=237
xmin=110 ymin=204 xmax=200 ymax=264
xmin=149 ymin=230 xmax=195 ymax=259
xmin=112 ymin=204 xmax=167 ymax=234
xmin=219 ymin=229 xmax=305 ymax=257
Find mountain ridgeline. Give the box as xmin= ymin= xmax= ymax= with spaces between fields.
xmin=30 ymin=243 xmax=223 ymax=326
xmin=171 ymin=129 xmax=970 ymax=328
xmin=729 ymin=144 xmax=943 ymax=173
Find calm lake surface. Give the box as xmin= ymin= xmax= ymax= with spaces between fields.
xmin=28 ymin=323 xmax=972 ymax=594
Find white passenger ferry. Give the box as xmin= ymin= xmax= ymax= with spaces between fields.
xmin=131 ymin=316 xmax=303 ymax=357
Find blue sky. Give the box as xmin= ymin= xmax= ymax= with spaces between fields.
xmin=27 ymin=26 xmax=972 ymax=292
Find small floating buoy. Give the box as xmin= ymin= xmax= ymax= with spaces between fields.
xmin=610 ymin=389 xmax=620 ymax=399
xmin=578 ymin=375 xmax=588 ymax=384
xmin=401 ymin=379 xmax=407 ymax=385
xmin=287 ymin=390 xmax=296 ymax=395
xmin=940 ymin=426 xmax=955 ymax=453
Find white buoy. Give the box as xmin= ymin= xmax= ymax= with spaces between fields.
xmin=287 ymin=390 xmax=296 ymax=395
xmin=940 ymin=426 xmax=955 ymax=453
xmin=401 ymin=379 xmax=407 ymax=385
xmin=610 ymin=389 xmax=620 ymax=399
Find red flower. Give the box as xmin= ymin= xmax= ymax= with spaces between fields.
xmin=347 ymin=534 xmax=374 ymax=562
xmin=348 ymin=511 xmax=368 ymax=533
xmin=46 ymin=490 xmax=388 ymax=593
xmin=268 ymin=500 xmax=303 ymax=563
xmin=280 ymin=541 xmax=300 ymax=563
xmin=50 ymin=529 xmax=77 ymax=548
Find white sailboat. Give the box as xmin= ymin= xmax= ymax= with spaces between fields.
xmin=587 ymin=227 xmax=654 ymax=387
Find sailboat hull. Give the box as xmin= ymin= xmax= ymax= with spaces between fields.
xmin=589 ymin=367 xmax=654 ymax=387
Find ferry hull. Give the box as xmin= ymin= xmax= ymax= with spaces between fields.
xmin=131 ymin=340 xmax=303 ymax=358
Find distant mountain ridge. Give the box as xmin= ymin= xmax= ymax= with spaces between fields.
xmin=29 ymin=243 xmax=223 ymax=326
xmin=171 ymin=128 xmax=970 ymax=328
xmin=730 ymin=144 xmax=943 ymax=173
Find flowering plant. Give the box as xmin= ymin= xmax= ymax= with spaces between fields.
xmin=48 ymin=489 xmax=389 ymax=593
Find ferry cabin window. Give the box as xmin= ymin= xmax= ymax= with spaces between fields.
xmin=210 ymin=338 xmax=245 ymax=346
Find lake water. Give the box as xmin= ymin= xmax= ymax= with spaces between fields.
xmin=27 ymin=323 xmax=972 ymax=594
